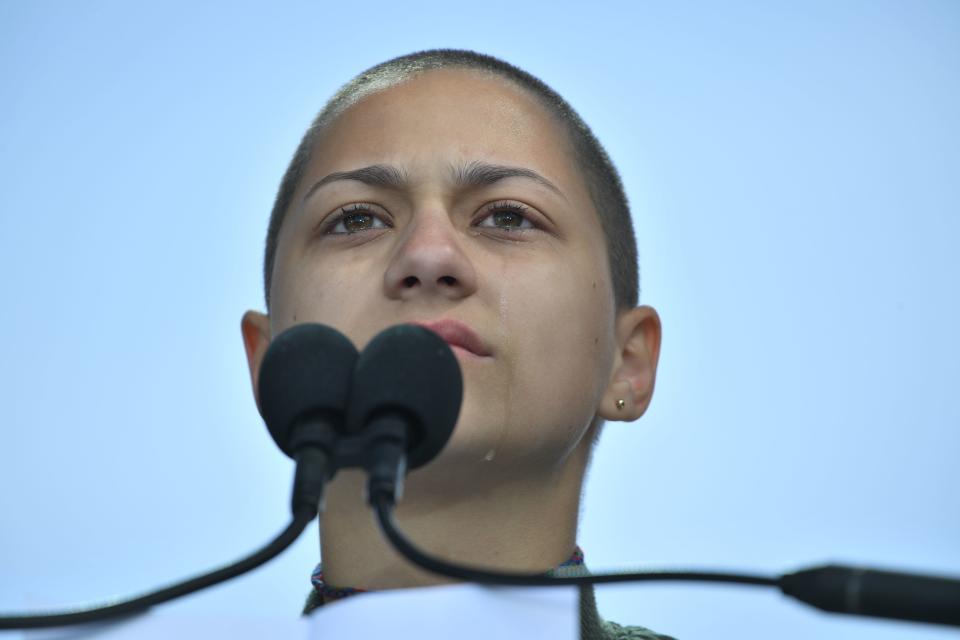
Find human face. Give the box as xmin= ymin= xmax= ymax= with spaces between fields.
xmin=265 ymin=69 xmax=619 ymax=471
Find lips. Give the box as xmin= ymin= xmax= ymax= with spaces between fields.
xmin=409 ymin=319 xmax=492 ymax=358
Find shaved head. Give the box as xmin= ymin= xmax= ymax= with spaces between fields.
xmin=263 ymin=49 xmax=638 ymax=312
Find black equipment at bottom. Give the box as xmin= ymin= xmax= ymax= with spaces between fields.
xmin=1 ymin=322 xmax=956 ymax=630
xmin=0 ymin=510 xmax=312 ymax=630
xmin=353 ymin=324 xmax=960 ymax=629
xmin=368 ymin=489 xmax=960 ymax=628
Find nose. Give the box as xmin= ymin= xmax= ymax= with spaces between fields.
xmin=384 ymin=209 xmax=479 ymax=301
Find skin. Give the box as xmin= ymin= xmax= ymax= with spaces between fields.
xmin=241 ymin=69 xmax=661 ymax=590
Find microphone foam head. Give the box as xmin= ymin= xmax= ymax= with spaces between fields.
xmin=349 ymin=324 xmax=463 ymax=469
xmin=258 ymin=323 xmax=359 ymax=458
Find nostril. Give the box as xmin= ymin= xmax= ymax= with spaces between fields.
xmin=403 ymin=276 xmax=419 ymax=288
xmin=439 ymin=275 xmax=457 ymax=286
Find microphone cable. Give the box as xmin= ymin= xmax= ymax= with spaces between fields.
xmin=0 ymin=323 xmax=354 ymax=630
xmin=370 ymin=493 xmax=775 ymax=589
xmin=371 ymin=492 xmax=960 ymax=628
xmin=0 ymin=508 xmax=314 ymax=630
xmin=351 ymin=324 xmax=960 ymax=629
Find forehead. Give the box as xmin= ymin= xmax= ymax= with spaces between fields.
xmin=306 ymin=68 xmax=589 ymax=203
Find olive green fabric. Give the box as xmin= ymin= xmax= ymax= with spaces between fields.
xmin=303 ymin=583 xmax=675 ymax=639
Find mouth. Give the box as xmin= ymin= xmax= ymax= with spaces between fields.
xmin=408 ymin=319 xmax=492 ymax=359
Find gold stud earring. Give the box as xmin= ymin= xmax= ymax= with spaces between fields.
xmin=615 ymin=399 xmax=626 ymax=410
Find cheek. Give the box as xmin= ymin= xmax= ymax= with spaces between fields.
xmin=270 ymin=248 xmax=378 ymax=337
xmin=499 ymin=253 xmax=616 ymax=444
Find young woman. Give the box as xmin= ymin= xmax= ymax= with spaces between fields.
xmin=241 ymin=49 xmax=668 ymax=640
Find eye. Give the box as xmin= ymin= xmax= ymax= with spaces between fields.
xmin=324 ymin=204 xmax=390 ymax=235
xmin=475 ymin=201 xmax=535 ymax=231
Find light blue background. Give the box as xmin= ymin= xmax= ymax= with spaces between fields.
xmin=1 ymin=2 xmax=958 ymax=638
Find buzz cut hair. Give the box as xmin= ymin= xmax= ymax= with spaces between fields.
xmin=263 ymin=49 xmax=638 ymax=311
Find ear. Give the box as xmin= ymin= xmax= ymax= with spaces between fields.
xmin=241 ymin=310 xmax=272 ymax=414
xmin=597 ymin=305 xmax=662 ymax=422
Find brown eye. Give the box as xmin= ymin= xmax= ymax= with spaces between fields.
xmin=326 ymin=206 xmax=389 ymax=235
xmin=476 ymin=202 xmax=534 ymax=231
xmin=492 ymin=210 xmax=524 ymax=228
xmin=343 ymin=212 xmax=374 ymax=232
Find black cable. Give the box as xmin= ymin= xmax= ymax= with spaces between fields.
xmin=0 ymin=509 xmax=314 ymax=630
xmin=371 ymin=493 xmax=777 ymax=589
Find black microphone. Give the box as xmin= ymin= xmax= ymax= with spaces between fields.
xmin=346 ymin=324 xmax=462 ymax=504
xmin=258 ymin=323 xmax=358 ymax=518
xmin=780 ymin=564 xmax=960 ymax=627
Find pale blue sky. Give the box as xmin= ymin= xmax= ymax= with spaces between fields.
xmin=1 ymin=2 xmax=958 ymax=639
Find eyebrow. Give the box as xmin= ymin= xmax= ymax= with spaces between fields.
xmin=450 ymin=161 xmax=565 ymax=198
xmin=302 ymin=164 xmax=409 ymax=201
xmin=301 ymin=161 xmax=566 ymax=202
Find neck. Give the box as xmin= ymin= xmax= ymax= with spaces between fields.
xmin=318 ymin=442 xmax=590 ymax=591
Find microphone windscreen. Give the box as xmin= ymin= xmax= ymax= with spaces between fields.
xmin=349 ymin=324 xmax=462 ymax=469
xmin=258 ymin=323 xmax=359 ymax=458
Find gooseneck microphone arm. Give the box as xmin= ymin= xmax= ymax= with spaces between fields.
xmin=354 ymin=324 xmax=960 ymax=630
xmin=0 ymin=324 xmax=360 ymax=630
xmin=369 ymin=490 xmax=776 ymax=589
xmin=369 ymin=490 xmax=960 ymax=628
xmin=0 ymin=511 xmax=313 ymax=630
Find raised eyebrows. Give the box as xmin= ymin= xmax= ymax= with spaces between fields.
xmin=302 ymin=161 xmax=566 ymax=203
